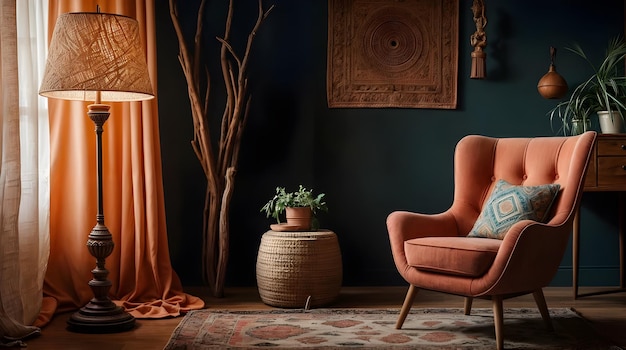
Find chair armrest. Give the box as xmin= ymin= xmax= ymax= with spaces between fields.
xmin=387 ymin=210 xmax=460 ymax=242
xmin=477 ymin=219 xmax=571 ymax=296
xmin=387 ymin=210 xmax=460 ymax=276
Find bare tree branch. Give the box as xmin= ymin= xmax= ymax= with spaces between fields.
xmin=169 ymin=0 xmax=272 ymax=297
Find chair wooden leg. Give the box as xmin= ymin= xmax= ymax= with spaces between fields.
xmin=492 ymin=296 xmax=504 ymax=350
xmin=532 ymin=289 xmax=553 ymax=331
xmin=396 ymin=284 xmax=418 ymax=329
xmin=464 ymin=297 xmax=473 ymax=315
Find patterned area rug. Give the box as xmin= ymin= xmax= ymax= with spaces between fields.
xmin=164 ymin=308 xmax=618 ymax=349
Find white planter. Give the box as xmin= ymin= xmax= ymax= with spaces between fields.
xmin=598 ymin=110 xmax=625 ymax=134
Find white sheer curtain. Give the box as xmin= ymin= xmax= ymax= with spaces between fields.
xmin=0 ymin=0 xmax=49 ymax=346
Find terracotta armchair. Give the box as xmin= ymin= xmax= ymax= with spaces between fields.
xmin=387 ymin=131 xmax=596 ymax=350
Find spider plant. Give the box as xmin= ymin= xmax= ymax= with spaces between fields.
xmin=548 ymin=37 xmax=626 ymax=135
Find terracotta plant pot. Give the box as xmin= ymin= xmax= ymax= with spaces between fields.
xmin=285 ymin=207 xmax=312 ymax=230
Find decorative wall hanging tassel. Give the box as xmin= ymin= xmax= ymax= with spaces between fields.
xmin=470 ymin=0 xmax=487 ymax=79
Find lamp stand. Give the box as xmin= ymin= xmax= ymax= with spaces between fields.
xmin=67 ymin=103 xmax=135 ymax=333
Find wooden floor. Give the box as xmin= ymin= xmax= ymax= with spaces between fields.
xmin=19 ymin=286 xmax=626 ymax=349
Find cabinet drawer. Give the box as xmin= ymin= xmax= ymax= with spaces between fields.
xmin=597 ymin=157 xmax=626 ymax=186
xmin=597 ymin=139 xmax=626 ymax=156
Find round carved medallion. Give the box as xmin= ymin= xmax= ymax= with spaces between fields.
xmin=360 ymin=7 xmax=425 ymax=73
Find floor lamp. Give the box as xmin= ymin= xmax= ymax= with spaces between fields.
xmin=39 ymin=11 xmax=154 ymax=333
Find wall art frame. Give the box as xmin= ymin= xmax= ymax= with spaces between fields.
xmin=327 ymin=0 xmax=459 ymax=109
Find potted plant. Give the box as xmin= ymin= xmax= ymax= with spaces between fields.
xmin=261 ymin=185 xmax=328 ymax=231
xmin=548 ymin=37 xmax=626 ymax=135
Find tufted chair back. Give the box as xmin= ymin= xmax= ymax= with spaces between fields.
xmin=449 ymin=132 xmax=596 ymax=237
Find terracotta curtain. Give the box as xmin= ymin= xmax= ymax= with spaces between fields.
xmin=40 ymin=0 xmax=203 ymax=325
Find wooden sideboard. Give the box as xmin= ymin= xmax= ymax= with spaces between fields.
xmin=573 ymin=134 xmax=626 ymax=298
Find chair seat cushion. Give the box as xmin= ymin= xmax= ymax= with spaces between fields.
xmin=405 ymin=237 xmax=501 ymax=277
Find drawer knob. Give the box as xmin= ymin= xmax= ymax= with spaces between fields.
xmin=622 ymin=144 xmax=626 ymax=150
xmin=622 ymin=165 xmax=626 ymax=170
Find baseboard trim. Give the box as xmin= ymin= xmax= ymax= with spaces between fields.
xmin=552 ymin=267 xmax=621 ymax=287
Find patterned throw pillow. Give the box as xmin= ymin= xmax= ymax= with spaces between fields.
xmin=467 ymin=179 xmax=561 ymax=240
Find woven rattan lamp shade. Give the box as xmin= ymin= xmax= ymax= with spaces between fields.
xmin=39 ymin=12 xmax=153 ymax=102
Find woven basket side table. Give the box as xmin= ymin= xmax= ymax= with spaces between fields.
xmin=256 ymin=229 xmax=343 ymax=308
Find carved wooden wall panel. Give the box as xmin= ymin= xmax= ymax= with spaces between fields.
xmin=327 ymin=0 xmax=458 ymax=109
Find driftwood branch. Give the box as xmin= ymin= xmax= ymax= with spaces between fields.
xmin=169 ymin=0 xmax=272 ymax=297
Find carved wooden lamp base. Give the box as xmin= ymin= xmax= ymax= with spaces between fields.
xmin=67 ymin=301 xmax=135 ymax=333
xmin=67 ymin=221 xmax=136 ymax=333
xmin=67 ymin=105 xmax=135 ymax=333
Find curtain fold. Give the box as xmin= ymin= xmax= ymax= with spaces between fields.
xmin=0 ymin=0 xmax=49 ymax=345
xmin=40 ymin=0 xmax=204 ymax=325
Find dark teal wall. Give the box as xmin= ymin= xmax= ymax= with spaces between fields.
xmin=156 ymin=0 xmax=624 ymax=288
